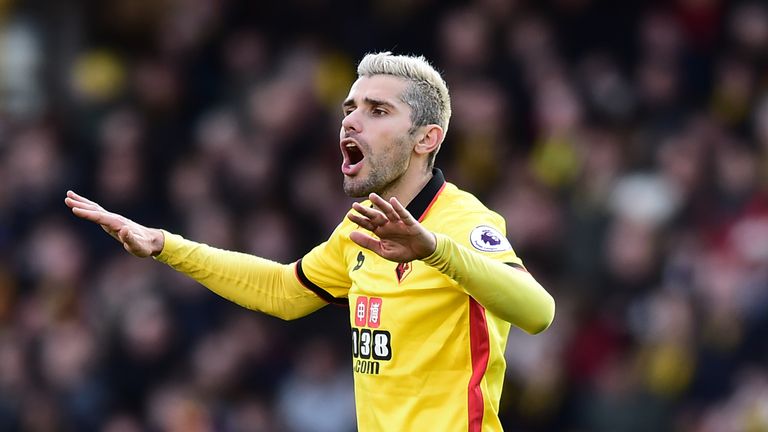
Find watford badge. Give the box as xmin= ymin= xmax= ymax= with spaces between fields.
xmin=395 ymin=262 xmax=412 ymax=283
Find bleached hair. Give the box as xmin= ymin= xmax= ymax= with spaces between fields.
xmin=357 ymin=52 xmax=451 ymax=156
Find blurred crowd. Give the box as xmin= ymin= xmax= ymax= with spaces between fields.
xmin=1 ymin=0 xmax=768 ymax=431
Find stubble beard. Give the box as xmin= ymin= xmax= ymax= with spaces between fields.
xmin=343 ymin=134 xmax=413 ymax=198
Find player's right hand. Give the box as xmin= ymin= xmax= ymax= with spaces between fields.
xmin=64 ymin=190 xmax=164 ymax=258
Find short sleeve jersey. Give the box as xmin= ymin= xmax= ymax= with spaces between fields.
xmin=297 ymin=169 xmax=524 ymax=432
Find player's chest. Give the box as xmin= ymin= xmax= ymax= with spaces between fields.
xmin=344 ymin=249 xmax=470 ymax=377
xmin=345 ymin=248 xmax=443 ymax=296
xmin=344 ymin=248 xmax=465 ymax=334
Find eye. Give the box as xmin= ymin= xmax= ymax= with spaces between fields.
xmin=343 ymin=107 xmax=355 ymax=116
xmin=371 ymin=108 xmax=387 ymax=116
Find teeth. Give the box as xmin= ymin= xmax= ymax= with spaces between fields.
xmin=346 ymin=143 xmax=356 ymax=148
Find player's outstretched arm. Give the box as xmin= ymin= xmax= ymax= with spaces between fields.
xmin=65 ymin=190 xmax=325 ymax=320
xmin=64 ymin=190 xmax=164 ymax=257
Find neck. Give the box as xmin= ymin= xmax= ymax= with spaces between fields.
xmin=380 ymin=164 xmax=433 ymax=207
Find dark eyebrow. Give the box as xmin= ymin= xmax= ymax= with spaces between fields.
xmin=342 ymin=97 xmax=397 ymax=110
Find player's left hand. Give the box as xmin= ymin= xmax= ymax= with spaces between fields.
xmin=347 ymin=193 xmax=436 ymax=263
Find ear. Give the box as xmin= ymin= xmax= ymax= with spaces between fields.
xmin=413 ymin=124 xmax=444 ymax=156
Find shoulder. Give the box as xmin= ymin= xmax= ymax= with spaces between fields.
xmin=429 ymin=183 xmax=506 ymax=232
xmin=426 ymin=183 xmax=515 ymax=254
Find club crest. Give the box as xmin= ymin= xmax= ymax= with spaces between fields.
xmin=395 ymin=262 xmax=412 ymax=283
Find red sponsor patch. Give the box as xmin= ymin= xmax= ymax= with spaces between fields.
xmin=367 ymin=297 xmax=382 ymax=328
xmin=355 ymin=296 xmax=368 ymax=327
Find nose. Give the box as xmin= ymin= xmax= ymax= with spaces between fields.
xmin=341 ymin=109 xmax=361 ymax=134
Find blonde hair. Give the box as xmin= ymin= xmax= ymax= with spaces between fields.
xmin=357 ymin=52 xmax=451 ymax=166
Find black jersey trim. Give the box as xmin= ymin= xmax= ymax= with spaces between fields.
xmin=505 ymin=262 xmax=528 ymax=272
xmin=295 ymin=259 xmax=349 ymax=306
xmin=406 ymin=168 xmax=446 ymax=221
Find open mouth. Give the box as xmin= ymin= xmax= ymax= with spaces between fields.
xmin=347 ymin=143 xmax=363 ymax=164
xmin=341 ymin=139 xmax=365 ymax=175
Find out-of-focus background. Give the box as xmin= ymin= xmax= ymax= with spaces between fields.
xmin=1 ymin=0 xmax=768 ymax=430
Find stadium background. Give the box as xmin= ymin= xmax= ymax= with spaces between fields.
xmin=1 ymin=0 xmax=768 ymax=430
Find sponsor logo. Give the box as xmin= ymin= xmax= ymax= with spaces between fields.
xmin=355 ymin=296 xmax=369 ymax=327
xmin=469 ymin=226 xmax=512 ymax=252
xmin=367 ymin=297 xmax=382 ymax=328
xmin=353 ymin=251 xmax=365 ymax=271
xmin=352 ymin=296 xmax=391 ymax=375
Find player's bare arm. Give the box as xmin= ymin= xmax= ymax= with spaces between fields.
xmin=64 ymin=190 xmax=164 ymax=258
xmin=347 ymin=192 xmax=437 ymax=263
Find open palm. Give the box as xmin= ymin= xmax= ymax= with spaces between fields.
xmin=64 ymin=190 xmax=164 ymax=257
xmin=347 ymin=193 xmax=436 ymax=263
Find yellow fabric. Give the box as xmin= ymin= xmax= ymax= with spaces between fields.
xmin=423 ymin=233 xmax=555 ymax=334
xmin=301 ymin=182 xmax=554 ymax=432
xmin=155 ymin=231 xmax=326 ymax=320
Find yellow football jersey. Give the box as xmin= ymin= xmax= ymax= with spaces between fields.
xmin=298 ymin=169 xmax=525 ymax=432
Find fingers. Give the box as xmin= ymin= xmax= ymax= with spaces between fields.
xmin=349 ymin=231 xmax=382 ymax=255
xmin=389 ymin=197 xmax=416 ymax=225
xmin=66 ymin=190 xmax=102 ymax=208
xmin=348 ymin=194 xmax=419 ymax=232
xmin=64 ymin=197 xmax=102 ymax=212
xmin=70 ymin=207 xmax=123 ymax=231
xmin=101 ymin=225 xmax=121 ymax=242
xmin=119 ymin=227 xmax=147 ymax=250
xmin=351 ymin=201 xmax=386 ymax=220
xmin=350 ymin=203 xmax=391 ymax=231
xmin=69 ymin=206 xmax=101 ymax=221
xmin=67 ymin=194 xmax=127 ymax=232
xmin=117 ymin=226 xmax=131 ymax=243
xmin=118 ymin=226 xmax=152 ymax=257
xmin=368 ymin=194 xmax=417 ymax=225
xmin=65 ymin=191 xmax=107 ymax=219
xmin=66 ymin=190 xmax=157 ymax=257
xmin=369 ymin=193 xmax=401 ymax=222
xmin=118 ymin=227 xmax=134 ymax=253
xmin=347 ymin=211 xmax=376 ymax=231
xmin=350 ymin=194 xmax=403 ymax=225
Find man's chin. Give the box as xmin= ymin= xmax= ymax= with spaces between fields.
xmin=343 ymin=177 xmax=373 ymax=198
xmin=343 ymin=186 xmax=369 ymax=198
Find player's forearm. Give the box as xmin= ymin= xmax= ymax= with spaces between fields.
xmin=154 ymin=231 xmax=326 ymax=320
xmin=422 ymin=233 xmax=555 ymax=334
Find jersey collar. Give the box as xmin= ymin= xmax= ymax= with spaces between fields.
xmin=406 ymin=168 xmax=446 ymax=222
